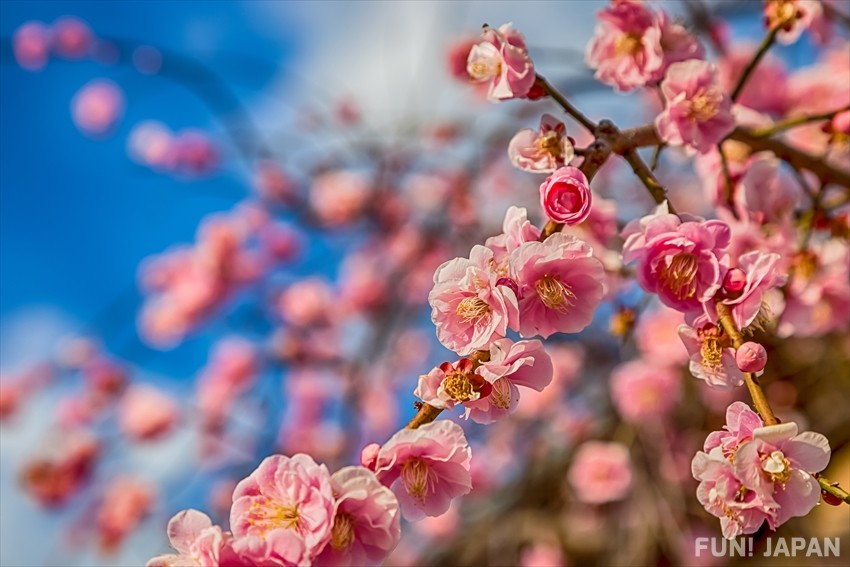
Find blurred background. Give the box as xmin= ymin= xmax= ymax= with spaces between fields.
xmin=1 ymin=1 xmax=848 ymax=566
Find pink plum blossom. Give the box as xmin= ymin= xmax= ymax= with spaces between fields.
xmin=309 ymin=170 xmax=372 ymax=225
xmin=656 ymin=60 xmax=736 ymax=154
xmin=314 ymin=467 xmax=402 ymax=567
xmin=230 ymin=454 xmax=336 ymax=566
xmin=428 ymin=245 xmax=519 ymax=355
xmin=691 ymin=448 xmax=773 ymax=539
xmin=508 ymin=114 xmax=575 ymax=173
xmin=585 ymin=0 xmax=665 ymax=92
xmin=415 ymin=358 xmax=487 ymax=413
xmin=278 ymin=277 xmax=335 ymax=327
xmin=634 ymin=303 xmax=689 ymax=364
xmin=119 ymin=385 xmax=179 ymax=442
xmin=510 ymin=233 xmax=605 ymax=338
xmin=52 ymin=16 xmax=92 ymax=59
xmin=97 ymin=477 xmax=156 ymax=551
xmin=373 ymin=420 xmax=472 ymax=521
xmin=484 ymin=206 xmax=541 ymax=269
xmin=13 ymin=21 xmax=51 ymax=71
xmin=733 ymin=421 xmax=831 ymax=528
xmin=71 ymin=79 xmax=125 ymax=137
xmin=174 ymin=130 xmax=219 ymax=175
xmin=711 ymin=250 xmax=785 ymax=330
xmin=622 ymin=204 xmax=730 ymax=313
xmin=463 ymin=338 xmax=554 ymax=423
xmin=539 ymin=167 xmax=592 ymax=226
xmin=764 ymin=0 xmax=823 ymax=45
xmin=568 ymin=441 xmax=633 ymax=504
xmin=21 ymin=428 xmax=100 ymax=507
xmin=610 ymin=359 xmax=681 ymax=423
xmin=679 ymin=315 xmax=744 ymax=389
xmin=146 ymin=509 xmax=235 ymax=567
xmin=734 ymin=154 xmax=803 ymax=225
xmin=704 ymin=401 xmax=764 ymax=457
xmin=466 ymin=23 xmax=535 ymax=101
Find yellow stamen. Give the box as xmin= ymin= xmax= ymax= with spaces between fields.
xmin=490 ymin=379 xmax=512 ymax=410
xmin=535 ymin=131 xmax=563 ymax=158
xmin=615 ymin=33 xmax=642 ymax=56
xmin=456 ymin=296 xmax=491 ymax=324
xmin=660 ymin=253 xmax=698 ymax=300
xmin=688 ymin=87 xmax=723 ymax=122
xmin=443 ymin=371 xmax=475 ymax=402
xmin=535 ymin=275 xmax=576 ymax=313
xmin=330 ymin=513 xmax=355 ymax=551
xmin=401 ymin=458 xmax=430 ymax=501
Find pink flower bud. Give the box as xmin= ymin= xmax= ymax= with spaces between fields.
xmin=736 ymin=341 xmax=767 ymax=373
xmin=723 ymin=267 xmax=747 ymax=296
xmin=539 ymin=166 xmax=592 ymax=226
xmin=360 ymin=442 xmax=380 ymax=470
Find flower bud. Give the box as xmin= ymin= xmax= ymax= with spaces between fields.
xmin=722 ymin=268 xmax=747 ymax=297
xmin=736 ymin=341 xmax=767 ymax=373
xmin=539 ymin=166 xmax=591 ymax=225
xmin=360 ymin=443 xmax=381 ymax=470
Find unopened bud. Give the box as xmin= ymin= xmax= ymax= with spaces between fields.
xmin=736 ymin=341 xmax=767 ymax=373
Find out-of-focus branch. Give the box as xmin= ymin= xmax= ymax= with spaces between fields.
xmin=751 ymin=107 xmax=850 ymax=137
xmin=731 ymin=26 xmax=779 ymax=102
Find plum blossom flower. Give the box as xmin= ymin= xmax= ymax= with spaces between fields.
xmin=622 ymin=204 xmax=730 ymax=313
xmin=703 ymin=401 xmax=764 ymax=457
xmin=510 ymin=233 xmax=605 ymax=338
xmin=568 ymin=441 xmax=633 ymax=504
xmin=429 ymin=245 xmax=519 ymax=355
xmin=314 ymin=467 xmax=401 ymax=567
xmin=764 ymin=0 xmax=823 ymax=45
xmin=146 ymin=509 xmax=236 ymax=567
xmin=585 ymin=0 xmax=665 ymax=92
xmin=691 ymin=448 xmax=773 ymax=539
xmin=656 ymin=60 xmax=736 ymax=154
xmin=463 ymin=338 xmax=554 ymax=423
xmin=373 ymin=420 xmax=472 ymax=521
xmin=52 ymin=16 xmax=92 ymax=59
xmin=13 ymin=21 xmax=51 ymax=71
xmin=508 ymin=115 xmax=575 ymax=173
xmin=610 ymin=359 xmax=681 ymax=423
xmin=678 ymin=315 xmax=744 ymax=389
xmin=119 ymin=385 xmax=179 ymax=442
xmin=484 ymin=206 xmax=541 ymax=269
xmin=656 ymin=10 xmax=705 ymax=70
xmin=414 ymin=358 xmax=488 ymax=412
xmin=71 ymin=79 xmax=125 ymax=137
xmin=96 ymin=477 xmax=156 ymax=551
xmin=733 ymin=422 xmax=831 ymax=529
xmin=539 ymin=167 xmax=592 ymax=226
xmin=467 ymin=23 xmax=535 ymax=101
xmin=711 ymin=251 xmax=785 ymax=330
xmin=230 ymin=454 xmax=336 ymax=566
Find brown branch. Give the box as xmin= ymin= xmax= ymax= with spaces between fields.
xmin=818 ymin=476 xmax=850 ymax=505
xmin=715 ymin=302 xmax=778 ymax=426
xmin=731 ymin=26 xmax=779 ymax=102
xmin=536 ymin=74 xmax=598 ymax=133
xmin=750 ymin=106 xmax=850 ymax=138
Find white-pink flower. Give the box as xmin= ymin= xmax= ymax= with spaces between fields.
xmin=733 ymin=422 xmax=831 ymax=529
xmin=610 ymin=358 xmax=681 ymax=423
xmin=510 ymin=233 xmax=605 ymax=338
xmin=428 ymin=245 xmax=519 ymax=355
xmin=508 ymin=114 xmax=575 ymax=173
xmin=585 ymin=0 xmax=665 ymax=92
xmin=678 ymin=315 xmax=744 ymax=390
xmin=568 ymin=441 xmax=633 ymax=504
xmin=230 ymin=454 xmax=336 ymax=566
xmin=656 ymin=60 xmax=736 ymax=154
xmin=467 ymin=23 xmax=535 ymax=101
xmin=314 ymin=467 xmax=401 ymax=567
xmin=373 ymin=420 xmax=472 ymax=521
xmin=146 ymin=509 xmax=236 ymax=567
xmin=464 ymin=338 xmax=554 ymax=424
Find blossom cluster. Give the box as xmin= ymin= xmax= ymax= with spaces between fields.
xmin=692 ymin=402 xmax=831 ymax=538
xmin=149 ymin=420 xmax=472 ymax=566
